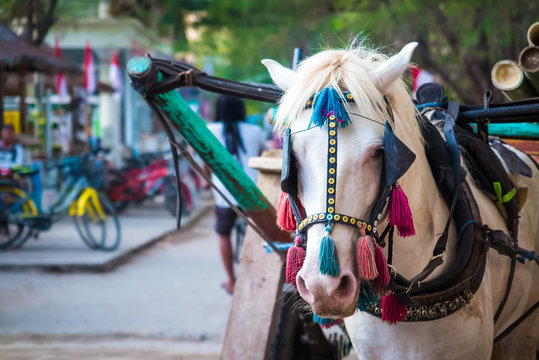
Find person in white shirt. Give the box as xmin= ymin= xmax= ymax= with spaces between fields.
xmin=0 ymin=125 xmax=24 ymax=169
xmin=207 ymin=95 xmax=267 ymax=294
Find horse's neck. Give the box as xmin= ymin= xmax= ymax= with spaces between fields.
xmin=390 ymin=150 xmax=452 ymax=279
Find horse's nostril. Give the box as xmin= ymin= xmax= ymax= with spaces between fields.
xmin=332 ymin=273 xmax=356 ymax=300
xmin=296 ymin=274 xmax=314 ymax=303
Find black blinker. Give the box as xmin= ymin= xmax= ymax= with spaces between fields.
xmin=281 ymin=128 xmax=299 ymax=196
xmin=384 ymin=121 xmax=416 ymax=186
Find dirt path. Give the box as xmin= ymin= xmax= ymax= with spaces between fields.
xmin=0 ymin=207 xmax=230 ymax=359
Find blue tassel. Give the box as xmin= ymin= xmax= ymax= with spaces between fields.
xmin=319 ymin=235 xmax=340 ymax=276
xmin=357 ymin=282 xmax=378 ymax=311
xmin=309 ymin=87 xmax=351 ymax=129
xmin=310 ymin=88 xmax=331 ymax=128
xmin=313 ymin=314 xmax=342 ymax=329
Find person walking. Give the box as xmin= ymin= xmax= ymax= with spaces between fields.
xmin=207 ymin=95 xmax=266 ymax=294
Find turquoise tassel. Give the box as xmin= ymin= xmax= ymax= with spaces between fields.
xmin=319 ymin=235 xmax=340 ymax=276
xmin=357 ymin=282 xmax=378 ymax=311
xmin=310 ymin=87 xmax=351 ymax=129
xmin=313 ymin=314 xmax=342 ymax=329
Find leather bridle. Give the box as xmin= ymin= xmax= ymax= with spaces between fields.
xmin=282 ymin=95 xmax=413 ymax=250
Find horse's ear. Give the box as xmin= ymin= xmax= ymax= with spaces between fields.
xmin=370 ymin=42 xmax=418 ymax=94
xmin=261 ymin=59 xmax=296 ymax=90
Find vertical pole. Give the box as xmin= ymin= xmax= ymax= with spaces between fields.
xmin=292 ymin=47 xmax=302 ymax=70
xmin=0 ymin=66 xmax=4 ymax=129
xmin=19 ymin=68 xmax=27 ymax=134
xmin=45 ymin=90 xmax=53 ymax=158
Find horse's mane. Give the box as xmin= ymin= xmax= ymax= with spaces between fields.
xmin=273 ymin=44 xmax=423 ymax=154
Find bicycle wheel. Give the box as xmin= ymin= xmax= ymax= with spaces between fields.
xmin=0 ymin=187 xmax=37 ymax=250
xmin=78 ymin=191 xmax=121 ymax=251
xmin=73 ymin=208 xmax=99 ymax=250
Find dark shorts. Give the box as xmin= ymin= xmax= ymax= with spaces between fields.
xmin=215 ymin=206 xmax=238 ymax=236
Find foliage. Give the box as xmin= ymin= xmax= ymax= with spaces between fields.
xmin=190 ymin=0 xmax=538 ymax=104
xmin=335 ymin=0 xmax=538 ymax=102
xmin=190 ymin=0 xmax=341 ymax=82
xmin=109 ymin=0 xmax=210 ymax=51
xmin=0 ymin=0 xmax=100 ymax=45
xmin=2 ymin=0 xmax=536 ymax=104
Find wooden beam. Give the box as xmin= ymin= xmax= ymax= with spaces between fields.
xmin=127 ymin=57 xmax=293 ymax=358
xmin=127 ymin=57 xmax=290 ymax=244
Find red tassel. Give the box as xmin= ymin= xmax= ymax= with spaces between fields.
xmin=277 ymin=192 xmax=296 ymax=231
xmin=381 ymin=292 xmax=407 ymax=324
xmin=286 ymin=237 xmax=305 ymax=287
xmin=389 ymin=184 xmax=415 ymax=237
xmin=356 ymin=227 xmax=378 ymax=281
xmin=374 ymin=245 xmax=390 ymax=294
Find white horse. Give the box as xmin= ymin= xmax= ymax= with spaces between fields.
xmin=262 ymin=42 xmax=539 ymax=359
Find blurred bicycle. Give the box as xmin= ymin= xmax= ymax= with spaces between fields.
xmin=0 ymin=151 xmax=121 ymax=251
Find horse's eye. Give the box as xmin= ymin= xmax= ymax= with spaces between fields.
xmin=372 ymin=147 xmax=384 ymax=158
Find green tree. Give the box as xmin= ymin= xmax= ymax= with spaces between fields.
xmin=109 ymin=0 xmax=210 ymax=51
xmin=0 ymin=0 xmax=99 ymax=45
xmin=336 ymin=0 xmax=537 ymax=103
xmin=190 ymin=0 xmax=538 ymax=103
xmin=0 ymin=0 xmax=59 ymax=45
xmin=191 ymin=0 xmax=340 ymax=81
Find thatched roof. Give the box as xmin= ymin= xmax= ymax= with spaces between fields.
xmin=0 ymin=22 xmax=81 ymax=74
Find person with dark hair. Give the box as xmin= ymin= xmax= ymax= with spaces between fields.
xmin=207 ymin=95 xmax=266 ymax=294
xmin=0 ymin=125 xmax=24 ymax=168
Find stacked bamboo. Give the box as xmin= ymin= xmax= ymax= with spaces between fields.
xmin=491 ymin=22 xmax=539 ymax=100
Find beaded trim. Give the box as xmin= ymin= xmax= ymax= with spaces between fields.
xmin=366 ymin=290 xmax=474 ymax=322
xmin=326 ymin=118 xmax=338 ymax=215
xmin=298 ymin=212 xmax=373 ymax=233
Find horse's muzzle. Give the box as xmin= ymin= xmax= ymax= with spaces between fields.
xmin=296 ymin=268 xmax=358 ymax=317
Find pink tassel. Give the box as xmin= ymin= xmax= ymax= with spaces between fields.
xmin=389 ymin=183 xmax=415 ymax=237
xmin=381 ymin=292 xmax=407 ymax=324
xmin=356 ymin=227 xmax=378 ymax=281
xmin=277 ymin=192 xmax=296 ymax=232
xmin=374 ymin=245 xmax=390 ymax=294
xmin=286 ymin=237 xmax=306 ymax=287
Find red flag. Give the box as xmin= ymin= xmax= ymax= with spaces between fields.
xmin=411 ymin=65 xmax=434 ymax=93
xmin=83 ymin=42 xmax=96 ymax=94
xmin=109 ymin=52 xmax=123 ymax=100
xmin=55 ymin=36 xmax=68 ymax=97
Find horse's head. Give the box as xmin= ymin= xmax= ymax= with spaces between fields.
xmin=263 ymin=42 xmax=420 ymax=319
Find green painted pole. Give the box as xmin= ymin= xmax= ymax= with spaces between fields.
xmin=127 ymin=57 xmax=290 ymax=244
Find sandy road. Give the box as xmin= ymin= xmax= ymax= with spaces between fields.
xmin=0 ymin=206 xmax=230 ymax=359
